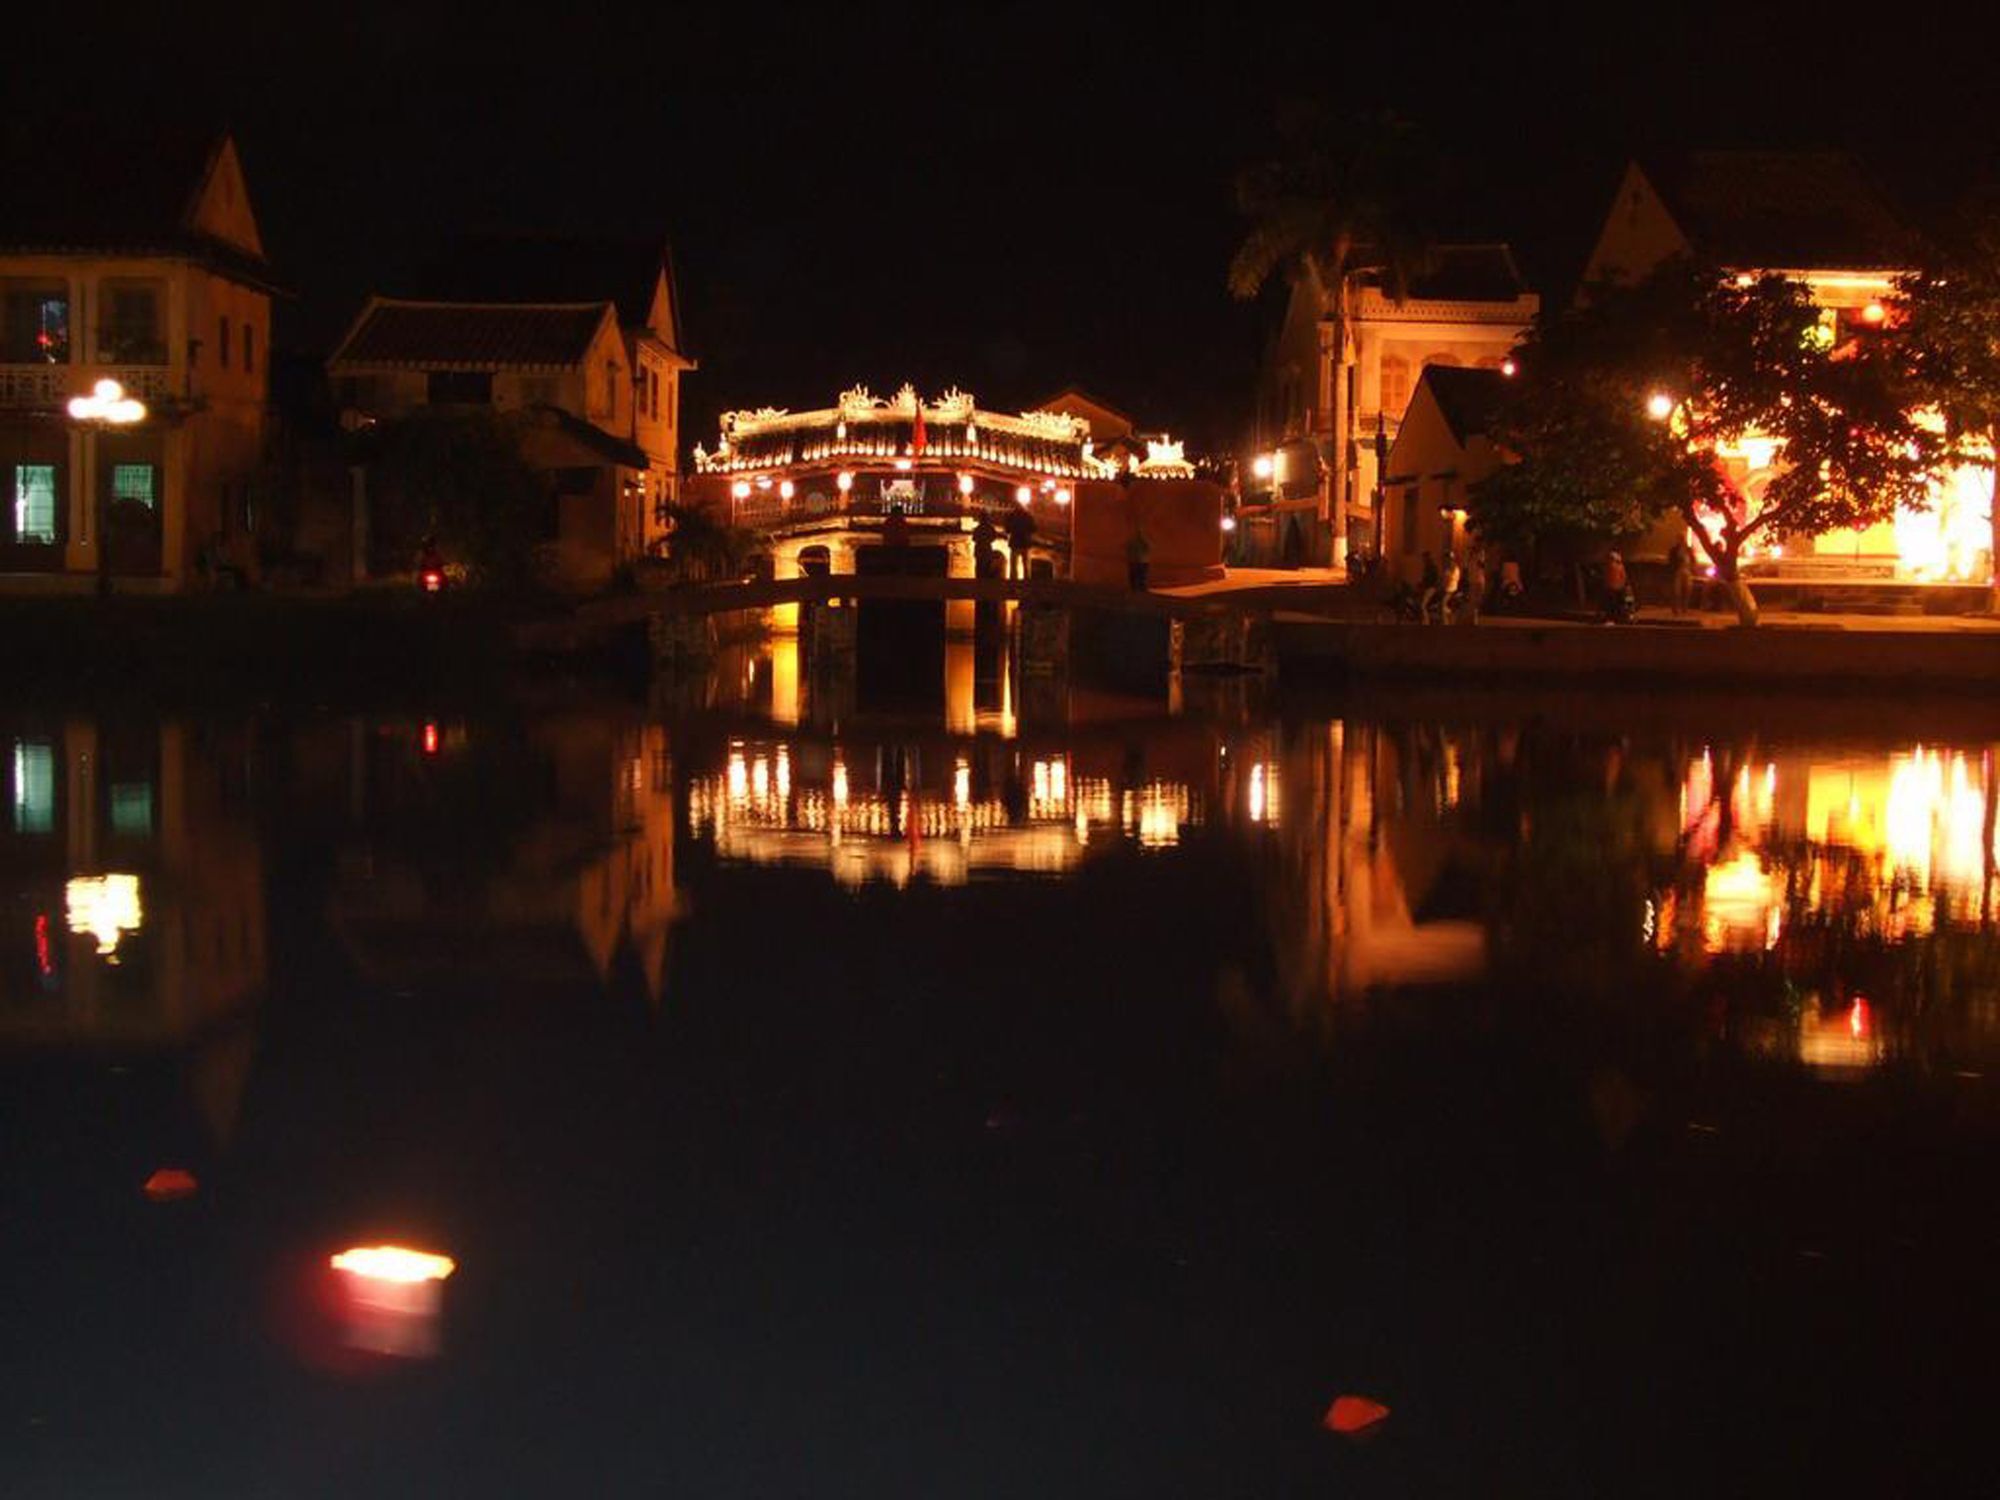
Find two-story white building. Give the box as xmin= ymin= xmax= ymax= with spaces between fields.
xmin=404 ymin=237 xmax=694 ymax=545
xmin=329 ymin=241 xmax=692 ymax=589
xmin=329 ymin=297 xmax=657 ymax=589
xmin=1249 ymin=244 xmax=1537 ymax=567
xmin=0 ymin=129 xmax=277 ymax=591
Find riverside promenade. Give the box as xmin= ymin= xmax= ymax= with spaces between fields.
xmin=1268 ymin=599 xmax=2000 ymax=690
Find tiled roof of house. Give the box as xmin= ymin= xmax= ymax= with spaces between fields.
xmin=409 ymin=235 xmax=683 ymax=348
xmin=1644 ymin=151 xmax=1921 ymax=271
xmin=329 ymin=298 xmax=613 ymax=370
xmin=1422 ymin=365 xmax=1510 ymax=447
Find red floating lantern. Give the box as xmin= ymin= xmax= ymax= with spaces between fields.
xmin=1323 ymin=1394 xmax=1391 ymax=1436
xmin=143 ymin=1167 xmax=198 ymax=1201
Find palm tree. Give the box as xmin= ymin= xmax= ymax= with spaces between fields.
xmin=1229 ymin=105 xmax=1440 ymax=565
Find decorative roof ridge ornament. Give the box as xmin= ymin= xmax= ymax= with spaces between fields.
xmin=1136 ymin=437 xmax=1195 ymax=478
xmin=1016 ymin=407 xmax=1089 ymax=440
xmin=838 ymin=384 xmax=886 ymax=419
xmin=894 ymin=382 xmax=920 ymax=415
xmin=932 ymin=387 xmax=976 ymax=422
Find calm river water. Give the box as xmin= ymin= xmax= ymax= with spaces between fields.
xmin=3 ymin=642 xmax=1996 ymax=1495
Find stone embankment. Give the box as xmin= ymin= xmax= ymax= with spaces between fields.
xmin=1272 ymin=615 xmax=2000 ymax=690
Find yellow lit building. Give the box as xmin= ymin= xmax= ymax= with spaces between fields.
xmin=403 ymin=236 xmax=696 ymax=548
xmin=1582 ymin=151 xmax=1992 ymax=584
xmin=1248 ymin=245 xmax=1537 ymax=566
xmin=1379 ymin=366 xmax=1512 ymax=581
xmin=0 ymin=129 xmax=278 ymax=590
xmin=329 ymin=297 xmax=660 ymax=590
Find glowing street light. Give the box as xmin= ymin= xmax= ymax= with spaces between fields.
xmin=1251 ymin=453 xmax=1275 ymax=481
xmin=1646 ymin=392 xmax=1676 ymax=422
xmin=67 ymin=377 xmax=147 ymax=426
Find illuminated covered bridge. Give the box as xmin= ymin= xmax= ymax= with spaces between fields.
xmin=685 ymin=384 xmax=1217 ymax=630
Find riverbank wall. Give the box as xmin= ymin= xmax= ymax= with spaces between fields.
xmin=1273 ymin=617 xmax=2000 ymax=691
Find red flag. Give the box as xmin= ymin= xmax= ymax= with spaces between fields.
xmin=911 ymin=397 xmax=927 ymax=458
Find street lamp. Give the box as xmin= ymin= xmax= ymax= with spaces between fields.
xmin=67 ymin=378 xmax=147 ymax=596
xmin=1646 ymin=391 xmax=1676 ymax=422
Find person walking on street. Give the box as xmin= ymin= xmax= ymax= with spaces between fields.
xmin=1418 ymin=551 xmax=1442 ymax=623
xmin=1005 ymin=503 xmax=1035 ymax=580
xmin=1602 ymin=548 xmax=1632 ymax=623
xmin=1668 ymin=539 xmax=1694 ymax=615
xmin=1464 ymin=547 xmax=1487 ymax=625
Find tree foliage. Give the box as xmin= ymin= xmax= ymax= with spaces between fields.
xmin=364 ymin=408 xmax=553 ymax=589
xmin=1228 ymin=104 xmax=1441 ymax=301
xmin=1473 ymin=259 xmax=1933 ymax=623
xmin=654 ymin=502 xmax=758 ymax=584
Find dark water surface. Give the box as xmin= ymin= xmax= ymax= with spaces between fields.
xmin=3 ymin=651 xmax=1997 ymax=1496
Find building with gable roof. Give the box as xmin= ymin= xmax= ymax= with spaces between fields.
xmin=328 ymin=294 xmax=656 ymax=589
xmin=0 ymin=127 xmax=279 ymax=590
xmin=1582 ymin=151 xmax=1990 ymax=587
xmin=1246 ymin=244 xmax=1537 ymax=568
xmin=1379 ymin=365 xmax=1511 ymax=581
xmin=408 ymin=236 xmax=694 ymax=538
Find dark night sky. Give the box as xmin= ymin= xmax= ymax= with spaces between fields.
xmin=14 ymin=3 xmax=1998 ymax=451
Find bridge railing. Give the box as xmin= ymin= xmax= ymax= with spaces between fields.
xmin=728 ymin=488 xmax=1071 ymax=536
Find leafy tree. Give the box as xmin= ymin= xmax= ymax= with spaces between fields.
xmin=654 ymin=502 xmax=758 ymax=584
xmin=1475 ymin=260 xmax=1932 ymax=625
xmin=1891 ymin=197 xmax=2000 ymax=611
xmin=364 ymin=409 xmax=553 ymax=589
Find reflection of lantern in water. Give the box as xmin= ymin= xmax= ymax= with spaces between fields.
xmin=65 ymin=874 xmax=143 ymax=959
xmin=1125 ymin=782 xmax=1190 ymax=848
xmin=1248 ymin=762 xmax=1280 ymax=825
xmin=1701 ymin=850 xmax=1780 ymax=953
xmin=1797 ymin=996 xmax=1883 ymax=1075
xmin=330 ymin=1245 xmax=456 ymax=1359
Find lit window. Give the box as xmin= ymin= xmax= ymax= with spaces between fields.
xmin=12 ymin=741 xmax=54 ymax=834
xmin=12 ymin=464 xmax=58 ymax=544
xmin=112 ymin=465 xmax=157 ymax=509
xmin=109 ymin=782 xmax=153 ymax=836
xmin=3 ymin=284 xmax=69 ymax=363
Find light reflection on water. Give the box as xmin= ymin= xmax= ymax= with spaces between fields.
xmin=6 ymin=694 xmax=1999 ymax=1084
xmin=3 ymin=673 xmax=1999 ymax=1490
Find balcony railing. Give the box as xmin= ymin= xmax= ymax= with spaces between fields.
xmin=0 ymin=364 xmax=174 ymax=409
